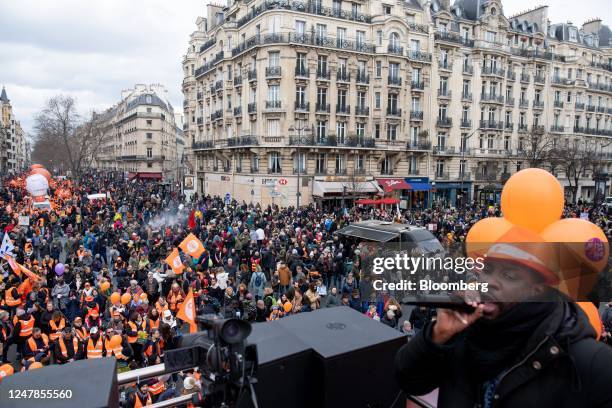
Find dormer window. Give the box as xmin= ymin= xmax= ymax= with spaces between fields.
xmin=490 ymin=7 xmax=497 ymax=15
xmin=568 ymin=27 xmax=578 ymax=42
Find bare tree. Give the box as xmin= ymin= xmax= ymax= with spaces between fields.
xmin=516 ymin=128 xmax=555 ymax=168
xmin=554 ymin=139 xmax=597 ymax=204
xmin=32 ymin=96 xmax=104 ymax=177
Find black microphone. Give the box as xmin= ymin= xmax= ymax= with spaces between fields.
xmin=401 ymin=294 xmax=477 ymax=313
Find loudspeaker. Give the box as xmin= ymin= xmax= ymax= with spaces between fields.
xmin=0 ymin=358 xmax=118 ymax=408
xmin=248 ymin=307 xmax=406 ymax=408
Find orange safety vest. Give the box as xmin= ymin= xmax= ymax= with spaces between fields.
xmin=155 ymin=301 xmax=169 ymax=315
xmin=105 ymin=339 xmax=125 ymax=360
xmin=5 ymin=288 xmax=21 ymax=307
xmin=148 ymin=381 xmax=165 ymax=395
xmin=134 ymin=392 xmax=152 ymax=408
xmin=127 ymin=321 xmax=138 ymax=344
xmin=58 ymin=336 xmax=80 ymax=359
xmin=146 ymin=317 xmax=160 ymax=332
xmin=168 ymin=293 xmax=183 ymax=312
xmin=74 ymin=327 xmax=89 ymax=342
xmin=49 ymin=318 xmax=66 ymax=341
xmin=87 ymin=338 xmax=104 ymax=359
xmin=19 ymin=316 xmax=35 ymax=337
xmin=27 ymin=334 xmax=49 ymax=353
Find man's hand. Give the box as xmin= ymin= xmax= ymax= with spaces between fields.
xmin=431 ymin=302 xmax=484 ymax=345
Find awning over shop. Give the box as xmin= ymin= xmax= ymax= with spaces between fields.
xmin=128 ymin=172 xmax=163 ymax=180
xmin=312 ymin=181 xmax=381 ymax=197
xmin=336 ymin=224 xmax=398 ymax=242
xmin=377 ymin=178 xmax=411 ymax=192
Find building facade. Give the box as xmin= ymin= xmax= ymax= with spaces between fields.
xmin=1 ymin=87 xmax=30 ymax=175
xmin=182 ymin=0 xmax=612 ymax=207
xmin=93 ymin=84 xmax=185 ymax=182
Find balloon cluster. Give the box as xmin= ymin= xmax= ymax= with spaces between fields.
xmin=25 ymin=164 xmax=53 ymax=202
xmin=466 ymin=168 xmax=609 ymax=301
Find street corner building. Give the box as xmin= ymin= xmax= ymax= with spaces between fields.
xmin=0 ymin=87 xmax=31 ymax=175
xmin=91 ymin=84 xmax=186 ymax=183
xmin=181 ymin=0 xmax=612 ymax=208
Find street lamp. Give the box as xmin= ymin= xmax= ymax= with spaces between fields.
xmin=460 ymin=129 xmax=478 ymax=207
xmin=289 ymin=124 xmax=311 ymax=209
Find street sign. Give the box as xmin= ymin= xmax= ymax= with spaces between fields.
xmin=278 ymin=178 xmax=288 ymax=186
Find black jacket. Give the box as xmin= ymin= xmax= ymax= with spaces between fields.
xmin=395 ymin=302 xmax=612 ymax=408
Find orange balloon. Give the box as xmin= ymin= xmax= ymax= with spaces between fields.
xmin=30 ymin=164 xmax=44 ymax=170
xmin=577 ymin=302 xmax=602 ymax=341
xmin=0 ymin=363 xmax=15 ymax=378
xmin=29 ymin=362 xmax=43 ymax=370
xmin=120 ymin=293 xmax=132 ymax=305
xmin=31 ymin=167 xmax=52 ymax=182
xmin=501 ymin=168 xmax=564 ymax=232
xmin=283 ymin=302 xmax=292 ymax=313
xmin=465 ymin=217 xmax=514 ymax=258
xmin=110 ymin=335 xmax=123 ymax=348
xmin=100 ymin=281 xmax=110 ymax=292
xmin=140 ymin=293 xmax=148 ymax=300
xmin=110 ymin=292 xmax=120 ymax=304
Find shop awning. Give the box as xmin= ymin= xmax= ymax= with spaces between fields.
xmin=405 ymin=182 xmax=431 ymax=191
xmin=128 ymin=172 xmax=163 ymax=180
xmin=377 ymin=178 xmax=411 ymax=192
xmin=312 ymin=181 xmax=381 ymax=197
xmin=336 ymin=224 xmax=398 ymax=242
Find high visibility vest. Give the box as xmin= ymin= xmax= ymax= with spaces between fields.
xmin=19 ymin=316 xmax=35 ymax=337
xmin=168 ymin=293 xmax=183 ymax=311
xmin=58 ymin=336 xmax=79 ymax=359
xmin=134 ymin=392 xmax=152 ymax=408
xmin=148 ymin=381 xmax=165 ymax=395
xmin=155 ymin=302 xmax=169 ymax=315
xmin=74 ymin=327 xmax=89 ymax=342
xmin=105 ymin=339 xmax=125 ymax=360
xmin=5 ymin=288 xmax=21 ymax=307
xmin=146 ymin=318 xmax=159 ymax=332
xmin=49 ymin=318 xmax=65 ymax=341
xmin=87 ymin=338 xmax=104 ymax=359
xmin=127 ymin=321 xmax=138 ymax=344
xmin=27 ymin=334 xmax=49 ymax=353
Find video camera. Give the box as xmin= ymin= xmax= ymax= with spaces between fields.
xmin=164 ymin=315 xmax=258 ymax=408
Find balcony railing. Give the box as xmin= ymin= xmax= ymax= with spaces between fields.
xmin=192 ymin=140 xmax=214 ymax=150
xmin=196 ymin=116 xmax=203 ymax=125
xmin=411 ymin=81 xmax=425 ymax=90
xmin=386 ymin=107 xmax=402 ymax=117
xmin=520 ymin=73 xmax=530 ymax=83
xmin=356 ymin=71 xmax=369 ymax=84
xmin=505 ymin=122 xmax=514 ymax=130
xmin=265 ymin=100 xmax=282 ymax=109
xmin=407 ymin=141 xmax=431 ymax=150
xmin=294 ymin=101 xmax=309 ymax=111
xmin=354 ymin=106 xmax=369 ymax=116
xmin=533 ymin=100 xmax=544 ymax=109
xmin=534 ymin=74 xmax=546 ymax=84
xmin=227 ymin=135 xmax=259 ymax=146
xmin=462 ymin=92 xmax=473 ymax=101
xmin=248 ymin=69 xmax=257 ymax=81
xmin=316 ymin=103 xmax=331 ymax=113
xmin=247 ymin=102 xmax=257 ymax=113
xmin=388 ymin=76 xmax=402 ymax=86
xmin=575 ymin=102 xmax=585 ymax=110
xmin=211 ymin=110 xmax=223 ymax=121
xmin=439 ymin=61 xmax=452 ymax=70
xmin=233 ymin=76 xmax=242 ymax=86
xmin=554 ymin=100 xmax=564 ymax=109
xmin=317 ymin=68 xmax=331 ymax=80
xmin=460 ymin=119 xmax=472 ymax=128
xmin=336 ymin=70 xmax=350 ymax=82
xmin=435 ymin=172 xmax=451 ymax=179
xmin=436 ymin=117 xmax=452 ymax=127
xmin=408 ymin=50 xmax=432 ymax=62
xmin=505 ymin=97 xmax=515 ymax=106
xmin=481 ymin=93 xmax=504 ymax=103
xmin=532 ymin=125 xmax=545 ymax=133
xmin=479 ymin=120 xmax=503 ymax=130
xmin=214 ymin=80 xmax=224 ymax=91
xmin=387 ymin=44 xmax=403 ymax=55
xmin=463 ymin=65 xmax=474 ymax=75
xmin=410 ymin=111 xmax=423 ymax=120
xmin=199 ymin=38 xmax=215 ymax=53
xmin=336 ymin=104 xmax=350 ymax=114
xmin=434 ymin=31 xmax=474 ymax=47
xmin=233 ymin=106 xmax=242 ymax=116
xmin=518 ymin=124 xmax=528 ymax=132
xmin=482 ymin=66 xmax=505 ymax=77
xmin=507 ymin=71 xmax=516 ymax=81
xmin=550 ymin=125 xmax=565 ymax=133
xmin=196 ymin=92 xmax=203 ymax=100
xmin=597 ymin=106 xmax=606 ymax=113
xmin=519 ymin=99 xmax=529 ymax=108
xmin=433 ymin=146 xmax=455 ymax=155
xmin=295 ymin=66 xmax=309 ymax=77
xmin=438 ymin=89 xmax=451 ymax=98
xmin=586 ymin=105 xmax=596 ymax=112
xmin=265 ymin=66 xmax=281 ymax=78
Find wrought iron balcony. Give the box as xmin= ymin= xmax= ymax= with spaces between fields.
xmin=388 ymin=76 xmax=402 ymax=86
xmin=505 ymin=97 xmax=515 ymax=106
xmin=532 ymin=125 xmax=545 ymax=133
xmin=247 ymin=102 xmax=257 ymax=113
xmin=265 ymin=100 xmax=282 ymax=109
xmin=387 ymin=44 xmax=403 ymax=55
xmin=336 ymin=104 xmax=350 ymax=114
xmin=408 ymin=50 xmax=432 ymax=62
xmin=192 ymin=140 xmax=214 ymax=150
xmin=196 ymin=116 xmax=203 ymax=125
xmin=228 ymin=135 xmax=258 ymax=146
xmin=481 ymin=93 xmax=504 ymax=103
xmin=336 ymin=70 xmax=350 ymax=82
xmin=507 ymin=71 xmax=516 ymax=81
xmin=574 ymin=102 xmax=585 ymax=110
xmin=233 ymin=76 xmax=242 ymax=86
xmin=356 ymin=71 xmax=369 ymax=84
xmin=586 ymin=105 xmax=596 ymax=112
xmin=410 ymin=111 xmax=423 ymax=120
xmin=436 ymin=117 xmax=452 ymax=127
xmin=248 ymin=69 xmax=257 ymax=81
xmin=520 ymin=73 xmax=530 ymax=83
xmin=211 ymin=110 xmax=223 ymax=121
xmin=533 ymin=100 xmax=544 ymax=109
xmin=461 ymin=92 xmax=473 ymax=101
xmin=438 ymin=89 xmax=451 ymax=98
xmin=519 ymin=99 xmax=529 ymax=108
xmin=344 ymin=136 xmax=375 ymax=148
xmin=460 ymin=119 xmax=472 ymax=128
xmin=233 ymin=106 xmax=242 ymax=116
xmin=482 ymin=66 xmax=505 ymax=77
xmin=214 ymin=80 xmax=223 ymax=91
xmin=439 ymin=61 xmax=453 ymax=70
xmin=265 ymin=66 xmax=282 ymax=78
xmin=534 ymin=74 xmax=546 ymax=84
xmin=433 ymin=146 xmax=455 ymax=155
xmin=354 ymin=106 xmax=369 ymax=116
xmin=315 ymin=103 xmax=331 ymax=113
xmin=411 ymin=81 xmax=425 ymax=90
xmin=407 ymin=141 xmax=431 ymax=150
xmin=294 ymin=101 xmax=309 ymax=111
xmin=479 ymin=120 xmax=503 ymax=130
xmin=550 ymin=125 xmax=565 ymax=133
xmin=196 ymin=92 xmax=203 ymax=100
xmin=518 ymin=123 xmax=528 ymax=132
xmin=316 ymin=68 xmax=331 ymax=80
xmin=386 ymin=107 xmax=402 ymax=117
xmin=463 ymin=65 xmax=474 ymax=75
xmin=434 ymin=31 xmax=474 ymax=47
xmin=435 ymin=172 xmax=451 ymax=180
xmin=295 ymin=65 xmax=309 ymax=77
xmin=554 ymin=100 xmax=564 ymax=109
xmin=504 ymin=122 xmax=514 ymax=130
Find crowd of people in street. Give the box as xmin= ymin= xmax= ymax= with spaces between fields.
xmin=0 ymin=171 xmax=610 ymax=406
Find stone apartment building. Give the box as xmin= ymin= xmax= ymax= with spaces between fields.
xmin=182 ymin=0 xmax=612 ymax=207
xmin=93 ymin=84 xmax=185 ymax=182
xmin=1 ymin=87 xmax=30 ymax=175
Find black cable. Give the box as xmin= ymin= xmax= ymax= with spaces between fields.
xmin=388 ymin=390 xmax=403 ymax=408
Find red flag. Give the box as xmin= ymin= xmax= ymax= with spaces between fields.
xmin=188 ymin=210 xmax=196 ymax=231
xmin=176 ymin=289 xmax=197 ymax=333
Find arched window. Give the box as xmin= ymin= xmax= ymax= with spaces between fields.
xmin=389 ymin=32 xmax=400 ymax=48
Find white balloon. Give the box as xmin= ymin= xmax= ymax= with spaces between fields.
xmin=25 ymin=174 xmax=49 ymax=196
xmin=178 ymin=204 xmax=184 ymax=210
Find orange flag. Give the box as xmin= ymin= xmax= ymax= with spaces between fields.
xmin=176 ymin=289 xmax=197 ymax=333
xmin=179 ymin=233 xmax=205 ymax=259
xmin=4 ymin=255 xmax=21 ymax=276
xmin=18 ymin=263 xmax=42 ymax=282
xmin=165 ymin=248 xmax=185 ymax=274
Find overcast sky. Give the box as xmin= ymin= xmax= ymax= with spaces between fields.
xmin=0 ymin=0 xmax=610 ymax=137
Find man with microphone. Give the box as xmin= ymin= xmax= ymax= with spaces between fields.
xmin=394 ymin=238 xmax=612 ymax=407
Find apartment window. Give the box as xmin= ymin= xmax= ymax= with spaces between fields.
xmin=381 ymin=157 xmax=392 ymax=174
xmin=335 ymin=154 xmax=346 ymax=174
xmin=506 ymin=86 xmax=513 ymax=99
xmin=519 ymin=112 xmax=526 ymax=126
xmin=356 ymin=30 xmax=365 ymax=46
xmin=295 ymin=20 xmax=306 ymax=35
xmin=437 ymin=133 xmax=446 ymax=148
xmin=269 ymin=152 xmax=282 ymax=173
xmin=387 ymin=124 xmax=397 ymax=141
xmin=316 ymin=121 xmax=327 ymax=142
xmin=479 ymin=135 xmax=485 ymax=149
xmin=375 ymin=92 xmax=381 ymax=109
xmin=374 ymin=123 xmax=381 ymax=139
xmin=439 ymin=77 xmax=448 ymax=92
xmin=336 ymin=122 xmax=346 ymax=143
xmin=296 ymin=86 xmax=306 ymax=105
xmin=462 ymin=80 xmax=470 ymax=95
xmin=412 ymin=68 xmax=421 ymax=82
xmin=294 ymin=153 xmax=306 ymax=172
xmin=337 ymin=89 xmax=347 ymax=107
xmin=357 ymin=91 xmax=366 ymax=108
xmin=356 ymin=122 xmax=365 ymax=137
xmin=338 ymin=58 xmax=348 ymax=74
xmin=534 ymin=114 xmax=540 ymax=126
xmin=251 ymin=154 xmax=259 ymax=171
xmin=146 ymin=107 xmax=152 ymax=113
xmin=410 ymin=127 xmax=420 ymax=144
xmin=267 ymin=119 xmax=280 ymax=139
xmin=383 ymin=4 xmax=391 ymax=14
xmin=332 ymin=0 xmax=341 ymax=14
xmin=505 ymin=110 xmax=511 ymax=125
xmin=337 ymin=27 xmax=347 ymax=43
xmin=487 ymin=134 xmax=495 ymax=149
xmin=147 ymin=163 xmax=153 ymax=168
xmin=436 ymin=160 xmax=445 ymax=176
xmin=438 ymin=105 xmax=447 ymax=120
xmin=389 ymin=62 xmax=399 ymax=78
xmin=462 ymin=107 xmax=469 ymax=122
xmin=147 ymin=148 xmax=152 ymax=158
xmin=296 ymin=53 xmax=307 ymax=71
xmin=411 ymin=97 xmax=421 ymax=111
xmin=269 ymin=51 xmax=280 ymax=67
xmin=459 ymin=160 xmax=467 ymax=176
xmin=316 ymin=154 xmax=326 ymax=173
xmin=316 ymin=23 xmax=327 ymax=39
xmin=486 ymin=31 xmax=495 ymax=43
xmin=566 ymin=92 xmax=572 ymax=103
xmin=357 ymin=60 xmax=366 ymax=76
xmin=317 ymin=87 xmax=327 ymax=106
xmin=268 ymin=84 xmax=280 ymax=102
xmin=410 ymin=39 xmax=420 ymax=52
xmin=516 ymin=161 xmax=523 ymax=172
xmin=520 ymin=88 xmax=526 ymax=101
xmin=375 ymin=61 xmax=382 ymax=77
xmin=376 ymin=30 xmax=383 ymax=45
xmin=356 ymin=154 xmax=365 ymax=172
xmin=460 ymin=133 xmax=468 ymax=152
xmin=574 ymin=115 xmax=581 ymax=129
xmin=146 ymin=133 xmax=152 ymax=140
xmin=388 ymin=94 xmax=398 ymax=111
xmin=504 ymin=135 xmax=511 ymax=150
xmin=146 ymin=120 xmax=152 ymax=126
xmin=535 ymin=90 xmax=542 ymax=102
xmin=317 ymin=55 xmax=327 ymax=73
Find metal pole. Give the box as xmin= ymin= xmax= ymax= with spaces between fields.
xmin=117 ymin=363 xmax=167 ymax=385
xmin=296 ymin=136 xmax=300 ymax=209
xmin=147 ymin=393 xmax=198 ymax=408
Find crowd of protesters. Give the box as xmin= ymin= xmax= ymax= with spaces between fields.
xmin=0 ymin=171 xmax=610 ymax=406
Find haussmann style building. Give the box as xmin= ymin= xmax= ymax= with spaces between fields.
xmin=1 ymin=87 xmax=30 ymax=175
